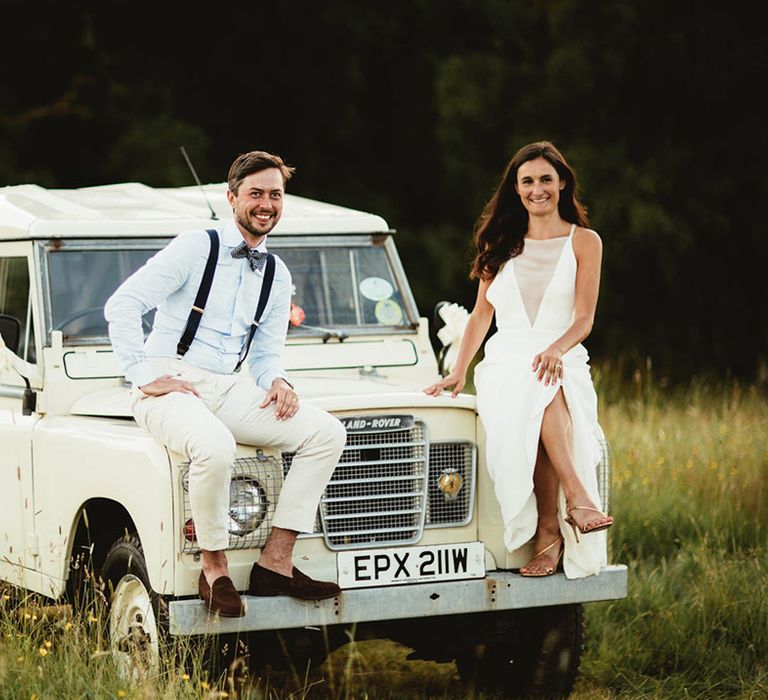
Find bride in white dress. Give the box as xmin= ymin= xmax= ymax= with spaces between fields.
xmin=425 ymin=141 xmax=612 ymax=579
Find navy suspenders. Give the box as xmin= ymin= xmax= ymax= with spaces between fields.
xmin=176 ymin=229 xmax=219 ymax=357
xmin=176 ymin=229 xmax=276 ymax=372
xmin=234 ymin=251 xmax=275 ymax=372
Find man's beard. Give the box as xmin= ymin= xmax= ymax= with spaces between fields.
xmin=236 ymin=211 xmax=275 ymax=238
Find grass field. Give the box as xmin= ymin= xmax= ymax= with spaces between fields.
xmin=1 ymin=371 xmax=766 ymax=698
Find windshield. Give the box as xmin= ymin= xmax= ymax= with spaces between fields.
xmin=46 ymin=244 xmax=159 ymax=341
xmin=272 ymin=243 xmax=410 ymax=334
xmin=43 ymin=235 xmax=415 ymax=343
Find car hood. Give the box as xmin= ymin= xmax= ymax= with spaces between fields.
xmin=69 ymin=375 xmax=476 ymax=418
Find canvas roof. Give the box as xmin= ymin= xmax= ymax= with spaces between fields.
xmin=0 ymin=182 xmax=390 ymax=240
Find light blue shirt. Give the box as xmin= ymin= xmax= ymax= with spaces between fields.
xmin=105 ymin=221 xmax=292 ymax=390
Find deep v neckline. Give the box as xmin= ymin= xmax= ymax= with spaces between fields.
xmin=510 ymin=224 xmax=575 ymax=329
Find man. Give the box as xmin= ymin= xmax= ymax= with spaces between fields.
xmin=105 ymin=151 xmax=346 ymax=617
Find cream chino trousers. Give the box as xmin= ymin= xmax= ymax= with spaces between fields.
xmin=131 ymin=358 xmax=346 ymax=551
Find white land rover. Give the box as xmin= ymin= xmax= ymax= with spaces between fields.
xmin=0 ymin=182 xmax=627 ymax=696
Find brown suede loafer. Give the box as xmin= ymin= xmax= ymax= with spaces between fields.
xmin=199 ymin=572 xmax=245 ymax=617
xmin=248 ymin=564 xmax=341 ymax=600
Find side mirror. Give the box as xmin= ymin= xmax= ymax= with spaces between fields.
xmin=0 ymin=314 xmax=21 ymax=355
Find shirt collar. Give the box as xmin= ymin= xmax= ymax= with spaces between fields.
xmin=221 ymin=220 xmax=269 ymax=252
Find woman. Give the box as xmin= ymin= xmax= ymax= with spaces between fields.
xmin=424 ymin=141 xmax=612 ymax=579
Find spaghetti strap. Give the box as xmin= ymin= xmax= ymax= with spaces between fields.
xmin=568 ymin=223 xmax=576 ymax=238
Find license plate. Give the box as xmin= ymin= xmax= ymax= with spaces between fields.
xmin=337 ymin=541 xmax=486 ymax=589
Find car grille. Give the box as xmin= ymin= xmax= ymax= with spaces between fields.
xmin=283 ymin=420 xmax=429 ymax=550
xmin=425 ymin=441 xmax=476 ymax=527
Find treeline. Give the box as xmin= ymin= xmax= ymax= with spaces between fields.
xmin=1 ymin=1 xmax=766 ymax=379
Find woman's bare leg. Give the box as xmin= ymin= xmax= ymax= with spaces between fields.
xmin=539 ymin=388 xmax=611 ymax=531
xmin=520 ymin=442 xmax=563 ymax=575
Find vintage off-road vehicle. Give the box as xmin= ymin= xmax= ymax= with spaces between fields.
xmin=0 ymin=181 xmax=627 ymax=696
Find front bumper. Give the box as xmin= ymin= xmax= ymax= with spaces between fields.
xmin=168 ymin=564 xmax=627 ymax=636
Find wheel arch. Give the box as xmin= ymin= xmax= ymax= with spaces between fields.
xmin=65 ymin=498 xmax=175 ymax=598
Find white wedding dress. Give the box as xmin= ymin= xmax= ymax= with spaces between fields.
xmin=474 ymin=224 xmax=607 ymax=578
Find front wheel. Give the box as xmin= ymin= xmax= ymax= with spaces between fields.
xmin=100 ymin=535 xmax=164 ymax=681
xmin=455 ymin=604 xmax=585 ymax=699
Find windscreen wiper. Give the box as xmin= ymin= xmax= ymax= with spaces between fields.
xmin=292 ymin=323 xmax=348 ymax=343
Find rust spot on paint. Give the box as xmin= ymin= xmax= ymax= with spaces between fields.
xmin=486 ymin=576 xmax=498 ymax=605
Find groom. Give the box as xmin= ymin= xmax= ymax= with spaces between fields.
xmin=105 ymin=150 xmax=346 ymax=616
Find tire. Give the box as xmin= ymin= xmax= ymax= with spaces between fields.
xmin=455 ymin=604 xmax=585 ymax=699
xmin=100 ymin=534 xmax=166 ymax=681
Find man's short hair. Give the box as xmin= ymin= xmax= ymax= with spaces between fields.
xmin=227 ymin=151 xmax=295 ymax=194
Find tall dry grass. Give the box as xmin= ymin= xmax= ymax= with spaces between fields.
xmin=577 ymin=369 xmax=768 ymax=698
xmin=1 ymin=369 xmax=766 ymax=698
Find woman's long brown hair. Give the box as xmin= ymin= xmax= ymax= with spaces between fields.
xmin=470 ymin=141 xmax=589 ymax=280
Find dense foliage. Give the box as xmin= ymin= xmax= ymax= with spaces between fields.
xmin=1 ymin=1 xmax=766 ymax=378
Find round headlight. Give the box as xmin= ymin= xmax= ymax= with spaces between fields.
xmin=228 ymin=477 xmax=269 ymax=536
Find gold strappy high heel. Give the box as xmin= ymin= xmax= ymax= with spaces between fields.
xmin=519 ymin=537 xmax=564 ymax=578
xmin=565 ymin=505 xmax=613 ymax=543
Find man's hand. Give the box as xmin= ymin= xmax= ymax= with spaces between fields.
xmin=260 ymin=378 xmax=298 ymax=420
xmin=139 ymin=374 xmax=200 ymax=397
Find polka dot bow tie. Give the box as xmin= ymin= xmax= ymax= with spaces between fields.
xmin=231 ymin=241 xmax=268 ymax=272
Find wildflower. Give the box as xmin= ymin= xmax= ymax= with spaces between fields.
xmin=24 ymin=612 xmax=31 ymax=620
xmin=117 ymin=691 xmax=127 ymax=698
xmin=64 ymin=622 xmax=73 ymax=631
xmin=16 ymin=656 xmax=23 ymax=663
xmin=181 ymin=673 xmax=190 ymax=681
xmin=38 ymin=647 xmax=48 ymax=657
xmin=44 ymin=640 xmax=52 ymax=649
xmin=2 ymin=593 xmax=10 ymax=600
xmin=88 ymin=614 xmax=98 ymax=623
xmin=200 ymin=681 xmax=210 ymax=690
